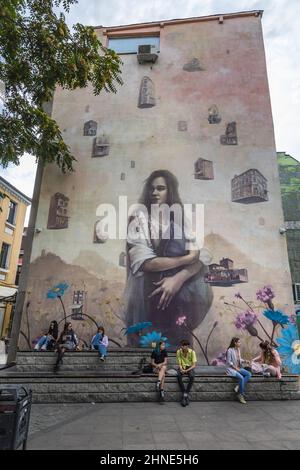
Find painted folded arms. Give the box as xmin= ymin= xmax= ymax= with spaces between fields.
xmin=127 ymin=213 xmax=212 ymax=276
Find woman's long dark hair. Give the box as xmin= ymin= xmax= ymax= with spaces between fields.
xmin=139 ymin=170 xmax=183 ymax=212
xmin=59 ymin=322 xmax=73 ymax=342
xmin=227 ymin=337 xmax=240 ymax=350
xmin=48 ymin=320 xmax=58 ymax=340
xmin=98 ymin=326 xmax=105 ymax=336
xmin=259 ymin=341 xmax=275 ymax=362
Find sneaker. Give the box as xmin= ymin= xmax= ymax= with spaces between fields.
xmin=156 ymin=381 xmax=161 ymax=391
xmin=159 ymin=390 xmax=165 ymax=401
xmin=237 ymin=394 xmax=247 ymax=404
xmin=100 ymin=355 xmax=105 ymax=362
xmin=185 ymin=395 xmax=190 ymax=406
xmin=181 ymin=393 xmax=188 ymax=407
xmin=263 ymin=372 xmax=271 ymax=378
xmin=234 ymin=385 xmax=239 ymax=394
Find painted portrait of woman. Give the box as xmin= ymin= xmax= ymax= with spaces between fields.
xmin=124 ymin=170 xmax=213 ymax=346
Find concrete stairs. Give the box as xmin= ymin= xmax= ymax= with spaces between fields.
xmin=0 ymin=350 xmax=299 ymax=403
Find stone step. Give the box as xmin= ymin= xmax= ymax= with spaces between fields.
xmin=2 ymin=352 xmax=298 ymax=403
xmin=0 ymin=368 xmax=299 ymax=403
xmin=12 ymin=352 xmax=230 ymax=374
xmin=15 ymin=350 xmax=177 ymax=372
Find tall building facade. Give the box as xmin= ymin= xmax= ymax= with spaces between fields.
xmin=0 ymin=177 xmax=31 ymax=337
xmin=21 ymin=11 xmax=293 ymax=359
xmin=277 ymin=152 xmax=300 ymax=307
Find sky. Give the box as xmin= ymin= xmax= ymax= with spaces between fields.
xmin=1 ymin=0 xmax=300 ymax=222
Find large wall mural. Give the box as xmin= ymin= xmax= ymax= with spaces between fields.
xmin=20 ymin=16 xmax=294 ymax=364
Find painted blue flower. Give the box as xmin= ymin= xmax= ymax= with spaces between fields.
xmin=263 ymin=309 xmax=289 ymax=325
xmin=276 ymin=324 xmax=300 ymax=375
xmin=124 ymin=322 xmax=152 ymax=335
xmin=139 ymin=331 xmax=169 ymax=348
xmin=47 ymin=283 xmax=69 ymax=299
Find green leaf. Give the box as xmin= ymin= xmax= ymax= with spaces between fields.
xmin=0 ymin=0 xmax=123 ymax=172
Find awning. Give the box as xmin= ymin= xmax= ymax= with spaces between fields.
xmin=0 ymin=286 xmax=18 ymax=302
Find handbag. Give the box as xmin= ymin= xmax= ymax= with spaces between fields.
xmin=142 ymin=364 xmax=154 ymax=373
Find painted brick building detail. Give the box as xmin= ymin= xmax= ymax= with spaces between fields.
xmin=232 ymin=169 xmax=268 ymax=204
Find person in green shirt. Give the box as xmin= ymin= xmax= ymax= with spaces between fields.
xmin=176 ymin=339 xmax=197 ymax=407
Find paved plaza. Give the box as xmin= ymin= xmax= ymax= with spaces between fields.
xmin=27 ymin=401 xmax=300 ymax=450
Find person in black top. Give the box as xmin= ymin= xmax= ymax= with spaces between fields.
xmin=34 ymin=320 xmax=58 ymax=351
xmin=151 ymin=341 xmax=168 ymax=400
xmin=54 ymin=322 xmax=78 ymax=372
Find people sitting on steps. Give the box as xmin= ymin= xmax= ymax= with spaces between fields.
xmin=176 ymin=339 xmax=197 ymax=407
xmin=34 ymin=320 xmax=58 ymax=351
xmin=150 ymin=340 xmax=168 ymax=402
xmin=226 ymin=337 xmax=252 ymax=404
xmin=47 ymin=325 xmax=282 ymax=404
xmin=252 ymin=340 xmax=282 ymax=378
xmin=54 ymin=322 xmax=79 ymax=372
xmin=91 ymin=326 xmax=109 ymax=362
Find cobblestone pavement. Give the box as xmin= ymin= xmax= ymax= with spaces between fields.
xmin=27 ymin=401 xmax=300 ymax=450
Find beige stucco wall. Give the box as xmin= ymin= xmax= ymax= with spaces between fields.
xmin=23 ymin=14 xmax=294 ymax=359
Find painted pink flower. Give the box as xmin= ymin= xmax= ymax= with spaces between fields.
xmin=234 ymin=310 xmax=257 ymax=331
xmin=256 ymin=286 xmax=275 ymax=303
xmin=211 ymin=351 xmax=227 ymax=366
xmin=176 ymin=315 xmax=187 ymax=326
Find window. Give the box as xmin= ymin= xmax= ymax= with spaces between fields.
xmin=7 ymin=200 xmax=17 ymax=225
xmin=0 ymin=306 xmax=5 ymax=337
xmin=0 ymin=243 xmax=11 ymax=270
xmin=108 ymin=36 xmax=160 ymax=54
xmin=15 ymin=264 xmax=22 ymax=286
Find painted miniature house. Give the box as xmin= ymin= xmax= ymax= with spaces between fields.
xmin=194 ymin=158 xmax=214 ymax=180
xmin=183 ymin=58 xmax=205 ymax=72
xmin=220 ymin=122 xmax=238 ymax=145
xmin=92 ymin=135 xmax=110 ymax=157
xmin=83 ymin=120 xmax=97 ymax=136
xmin=47 ymin=193 xmax=69 ymax=230
xmin=219 ymin=258 xmax=233 ymax=270
xmin=71 ymin=290 xmax=85 ymax=320
xmin=208 ymin=105 xmax=221 ymax=124
xmin=178 ymin=121 xmax=188 ymax=131
xmin=205 ymin=258 xmax=248 ymax=286
xmin=232 ymin=169 xmax=268 ymax=204
xmin=138 ymin=76 xmax=156 ymax=108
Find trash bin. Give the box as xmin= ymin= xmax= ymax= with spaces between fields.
xmin=0 ymin=385 xmax=32 ymax=450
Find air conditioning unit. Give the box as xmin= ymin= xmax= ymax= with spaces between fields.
xmin=294 ymin=283 xmax=300 ymax=303
xmin=137 ymin=44 xmax=159 ymax=64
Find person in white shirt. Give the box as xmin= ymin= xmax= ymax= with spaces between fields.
xmin=91 ymin=326 xmax=109 ymax=361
